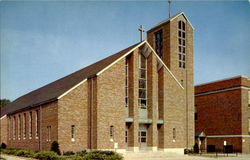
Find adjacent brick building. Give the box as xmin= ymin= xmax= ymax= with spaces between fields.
xmin=195 ymin=76 xmax=250 ymax=153
xmin=0 ymin=12 xmax=194 ymax=153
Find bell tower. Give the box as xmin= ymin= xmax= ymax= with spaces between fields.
xmin=146 ymin=12 xmax=195 ymax=149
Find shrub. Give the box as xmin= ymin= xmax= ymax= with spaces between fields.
xmin=34 ymin=151 xmax=59 ymax=160
xmin=0 ymin=143 xmax=6 ymax=149
xmin=63 ymin=151 xmax=75 ymax=156
xmin=14 ymin=149 xmax=35 ymax=157
xmin=76 ymin=150 xmax=87 ymax=156
xmin=83 ymin=151 xmax=123 ymax=160
xmin=51 ymin=141 xmax=61 ymax=155
xmin=1 ymin=148 xmax=18 ymax=155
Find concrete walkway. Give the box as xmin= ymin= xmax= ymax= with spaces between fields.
xmin=0 ymin=154 xmax=35 ymax=160
xmin=122 ymin=152 xmax=250 ymax=160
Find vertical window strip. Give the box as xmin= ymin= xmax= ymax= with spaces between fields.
xmin=110 ymin=125 xmax=114 ymax=140
xmin=29 ymin=112 xmax=32 ymax=139
xmin=71 ymin=125 xmax=75 ymax=141
xmin=154 ymin=30 xmax=163 ymax=59
xmin=125 ymin=58 xmax=129 ymax=107
xmin=173 ymin=128 xmax=176 ymax=140
xmin=18 ymin=115 xmax=21 ymax=139
xmin=178 ymin=21 xmax=186 ymax=69
xmin=35 ymin=110 xmax=39 ymax=139
xmin=8 ymin=117 xmax=11 ymax=140
xmin=47 ymin=126 xmax=51 ymax=141
xmin=138 ymin=53 xmax=147 ymax=109
xmin=23 ymin=113 xmax=26 ymax=139
xmin=13 ymin=116 xmax=16 ymax=140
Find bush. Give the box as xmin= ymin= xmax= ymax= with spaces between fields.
xmin=193 ymin=143 xmax=199 ymax=153
xmin=34 ymin=151 xmax=59 ymax=160
xmin=14 ymin=149 xmax=35 ymax=157
xmin=83 ymin=151 xmax=123 ymax=160
xmin=76 ymin=150 xmax=87 ymax=156
xmin=1 ymin=148 xmax=18 ymax=155
xmin=51 ymin=141 xmax=61 ymax=155
xmin=63 ymin=151 xmax=75 ymax=156
xmin=0 ymin=143 xmax=6 ymax=149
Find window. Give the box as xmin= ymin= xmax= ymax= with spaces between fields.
xmin=125 ymin=130 xmax=128 ymax=143
xmin=138 ymin=131 xmax=147 ymax=143
xmin=195 ymin=105 xmax=198 ymax=121
xmin=23 ymin=113 xmax=26 ymax=139
xmin=47 ymin=126 xmax=51 ymax=141
xmin=8 ymin=117 xmax=11 ymax=140
xmin=125 ymin=58 xmax=129 ymax=107
xmin=110 ymin=125 xmax=114 ymax=141
xmin=178 ymin=21 xmax=186 ymax=69
xmin=154 ymin=30 xmax=163 ymax=59
xmin=138 ymin=54 xmax=147 ymax=109
xmin=18 ymin=115 xmax=21 ymax=140
xmin=248 ymin=118 xmax=250 ymax=134
xmin=173 ymin=128 xmax=176 ymax=140
xmin=35 ymin=110 xmax=39 ymax=139
xmin=248 ymin=91 xmax=250 ymax=107
xmin=71 ymin=125 xmax=75 ymax=141
xmin=29 ymin=112 xmax=32 ymax=139
xmin=13 ymin=116 xmax=16 ymax=140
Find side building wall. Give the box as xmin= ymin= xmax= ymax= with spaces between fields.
xmin=6 ymin=101 xmax=58 ymax=151
xmin=58 ymin=82 xmax=89 ymax=152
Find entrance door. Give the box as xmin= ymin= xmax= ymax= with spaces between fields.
xmin=138 ymin=124 xmax=147 ymax=150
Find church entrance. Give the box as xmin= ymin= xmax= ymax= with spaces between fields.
xmin=139 ymin=124 xmax=147 ymax=150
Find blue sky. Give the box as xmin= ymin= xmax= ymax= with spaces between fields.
xmin=1 ymin=0 xmax=250 ymax=101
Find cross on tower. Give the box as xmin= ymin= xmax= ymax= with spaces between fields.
xmin=168 ymin=0 xmax=172 ymax=18
xmin=138 ymin=25 xmax=145 ymax=42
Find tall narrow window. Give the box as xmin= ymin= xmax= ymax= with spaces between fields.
xmin=138 ymin=54 xmax=147 ymax=109
xmin=125 ymin=58 xmax=129 ymax=107
xmin=248 ymin=118 xmax=250 ymax=134
xmin=47 ymin=126 xmax=51 ymax=141
xmin=13 ymin=116 xmax=16 ymax=140
xmin=154 ymin=30 xmax=163 ymax=59
xmin=195 ymin=105 xmax=198 ymax=121
xmin=125 ymin=130 xmax=128 ymax=143
xmin=173 ymin=128 xmax=176 ymax=140
xmin=8 ymin=117 xmax=11 ymax=140
xmin=35 ymin=110 xmax=39 ymax=139
xmin=23 ymin=113 xmax=26 ymax=139
xmin=18 ymin=114 xmax=21 ymax=140
xmin=248 ymin=91 xmax=250 ymax=107
xmin=178 ymin=21 xmax=186 ymax=69
xmin=29 ymin=112 xmax=32 ymax=139
xmin=71 ymin=125 xmax=75 ymax=141
xmin=110 ymin=125 xmax=114 ymax=140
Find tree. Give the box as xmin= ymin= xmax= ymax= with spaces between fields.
xmin=0 ymin=99 xmax=11 ymax=108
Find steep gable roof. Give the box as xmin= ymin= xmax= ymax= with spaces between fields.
xmin=1 ymin=42 xmax=141 ymax=117
xmin=1 ymin=40 xmax=183 ymax=117
xmin=147 ymin=12 xmax=194 ymax=32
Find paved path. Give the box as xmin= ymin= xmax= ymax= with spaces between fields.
xmin=1 ymin=153 xmax=250 ymax=160
xmin=0 ymin=154 xmax=35 ymax=160
xmin=123 ymin=152 xmax=250 ymax=160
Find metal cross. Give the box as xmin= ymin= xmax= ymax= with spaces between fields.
xmin=138 ymin=25 xmax=145 ymax=42
xmin=168 ymin=0 xmax=172 ymax=18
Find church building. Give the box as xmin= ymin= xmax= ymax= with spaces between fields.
xmin=0 ymin=12 xmax=194 ymax=154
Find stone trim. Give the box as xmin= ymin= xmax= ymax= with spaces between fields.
xmin=195 ymin=86 xmax=250 ymax=97
xmin=207 ymin=135 xmax=250 ymax=138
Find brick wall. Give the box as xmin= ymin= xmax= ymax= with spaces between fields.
xmin=96 ymin=57 xmax=126 ymax=150
xmin=195 ymin=76 xmax=250 ymax=153
xmin=0 ymin=116 xmax=7 ymax=145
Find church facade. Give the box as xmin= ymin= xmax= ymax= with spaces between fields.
xmin=0 ymin=12 xmax=194 ymax=153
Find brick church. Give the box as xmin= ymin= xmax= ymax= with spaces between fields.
xmin=0 ymin=12 xmax=194 ymax=153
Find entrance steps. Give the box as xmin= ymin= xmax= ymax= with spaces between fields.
xmin=122 ymin=151 xmax=185 ymax=160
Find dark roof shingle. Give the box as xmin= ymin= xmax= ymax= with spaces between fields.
xmin=1 ymin=42 xmax=140 ymax=117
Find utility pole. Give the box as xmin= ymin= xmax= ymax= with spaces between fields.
xmin=168 ymin=0 xmax=172 ymax=18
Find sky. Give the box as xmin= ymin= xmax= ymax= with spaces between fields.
xmin=1 ymin=0 xmax=250 ymax=101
